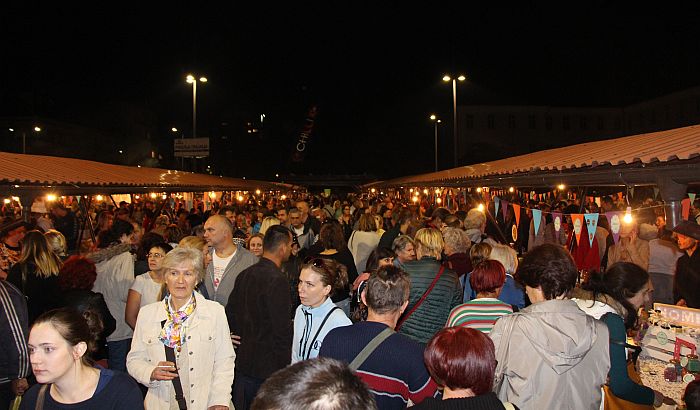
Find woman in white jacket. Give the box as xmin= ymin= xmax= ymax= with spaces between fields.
xmin=292 ymin=258 xmax=352 ymax=363
xmin=127 ymin=247 xmax=235 ymax=410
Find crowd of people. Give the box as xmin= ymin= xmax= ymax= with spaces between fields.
xmin=0 ymin=190 xmax=699 ymax=409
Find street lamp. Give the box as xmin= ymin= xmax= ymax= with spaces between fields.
xmin=429 ymin=115 xmax=442 ymax=172
xmin=442 ymin=74 xmax=466 ymax=168
xmin=186 ymin=74 xmax=208 ymax=138
xmin=9 ymin=126 xmax=42 ymax=154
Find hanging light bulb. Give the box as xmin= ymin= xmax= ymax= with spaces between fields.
xmin=623 ymin=206 xmax=633 ymax=224
xmin=412 ymin=196 xmax=419 ymax=203
xmin=476 ymin=187 xmax=482 ymax=193
xmin=477 ymin=203 xmax=485 ymax=212
xmin=558 ymin=184 xmax=566 ymax=191
xmin=423 ymin=189 xmax=428 ymax=195
xmin=436 ymin=197 xmax=442 ymax=204
xmin=95 ymin=195 xmax=103 ymax=201
xmin=508 ymin=187 xmax=515 ymax=193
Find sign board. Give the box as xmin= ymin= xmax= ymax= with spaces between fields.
xmin=654 ymin=303 xmax=700 ymax=327
xmin=174 ymin=138 xmax=209 ymax=158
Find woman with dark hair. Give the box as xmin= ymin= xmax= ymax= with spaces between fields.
xmin=446 ymin=260 xmax=513 ymax=334
xmin=58 ymin=255 xmax=116 ymax=362
xmin=350 ymin=247 xmax=395 ymax=322
xmin=572 ymin=262 xmax=667 ymax=407
xmin=134 ymin=231 xmax=165 ymax=276
xmin=490 ymin=244 xmax=610 ymax=409
xmin=125 ymin=242 xmax=173 ymax=330
xmin=413 ymin=327 xmax=517 ymax=409
xmin=7 ymin=230 xmax=63 ymax=324
xmin=21 ymin=308 xmax=143 ymax=409
xmin=292 ymin=258 xmax=352 ymax=363
xmin=338 ymin=203 xmax=354 ymax=241
xmin=348 ymin=214 xmax=381 ymax=274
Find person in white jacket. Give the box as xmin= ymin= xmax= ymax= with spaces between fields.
xmin=292 ymin=258 xmax=351 ymax=363
xmin=127 ymin=247 xmax=235 ymax=410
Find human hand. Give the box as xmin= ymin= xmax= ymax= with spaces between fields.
xmin=11 ymin=378 xmax=28 ymax=395
xmin=150 ymin=361 xmax=178 ymax=381
xmin=230 ymin=333 xmax=241 ymax=347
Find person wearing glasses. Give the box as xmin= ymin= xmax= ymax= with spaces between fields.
xmin=292 ymin=258 xmax=352 ymax=363
xmin=125 ymin=242 xmax=173 ymax=330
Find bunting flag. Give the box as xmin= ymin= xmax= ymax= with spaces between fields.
xmin=532 ymin=209 xmax=542 ymax=235
xmin=682 ymin=198 xmax=691 ymax=220
xmin=690 ymin=193 xmax=697 ymax=203
xmin=605 ymin=212 xmax=623 ymax=244
xmin=552 ymin=212 xmax=563 ymax=233
xmin=494 ymin=197 xmax=500 ymax=217
xmin=571 ymin=214 xmax=584 ymax=245
xmin=594 ymin=197 xmax=601 ymax=207
xmin=653 ymin=187 xmax=660 ymax=200
xmin=584 ymin=213 xmax=599 ymax=247
xmin=513 ymin=204 xmax=521 ymax=226
xmin=501 ymin=200 xmax=509 ymax=220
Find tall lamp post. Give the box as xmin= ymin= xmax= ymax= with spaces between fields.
xmin=429 ymin=115 xmax=442 ymax=172
xmin=186 ymin=74 xmax=207 ymax=138
xmin=442 ymin=74 xmax=465 ymax=168
xmin=9 ymin=126 xmax=42 ymax=154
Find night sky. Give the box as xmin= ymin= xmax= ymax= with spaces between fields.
xmin=3 ymin=4 xmax=700 ymax=181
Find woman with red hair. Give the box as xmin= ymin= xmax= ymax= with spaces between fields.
xmin=446 ymin=260 xmax=513 ymax=334
xmin=413 ymin=327 xmax=517 ymax=409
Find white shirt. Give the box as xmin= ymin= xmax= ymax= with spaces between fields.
xmin=212 ymin=250 xmax=235 ymax=290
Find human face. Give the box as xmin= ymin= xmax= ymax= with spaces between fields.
xmin=224 ymin=210 xmax=236 ymax=225
xmin=396 ymin=243 xmax=416 ymax=263
xmin=677 ymin=233 xmax=698 ymax=252
xmin=29 ymin=323 xmax=83 ymax=385
xmin=203 ymin=217 xmax=229 ymax=248
xmin=627 ymin=280 xmax=653 ymax=310
xmin=202 ymin=245 xmax=213 ymax=269
xmin=147 ymin=246 xmax=167 ymax=271
xmin=164 ymin=261 xmax=198 ymax=306
xmin=298 ymin=268 xmax=331 ymax=308
xmin=379 ymin=256 xmax=394 ymax=267
xmin=276 ymin=209 xmax=288 ymax=224
xmin=249 ymin=236 xmax=263 ymax=257
xmin=289 ymin=212 xmax=303 ymax=229
xmin=297 ymin=202 xmax=309 ymax=217
xmin=343 ymin=206 xmax=350 ymax=214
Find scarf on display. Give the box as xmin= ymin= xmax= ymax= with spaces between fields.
xmin=159 ymin=293 xmax=197 ymax=353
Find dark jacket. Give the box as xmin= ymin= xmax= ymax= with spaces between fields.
xmin=226 ymin=257 xmax=293 ymax=379
xmin=7 ymin=262 xmax=62 ymax=325
xmin=398 ymin=257 xmax=462 ymax=345
xmin=61 ymin=289 xmax=116 ymax=361
xmin=0 ymin=280 xmax=29 ymax=384
xmin=674 ymin=249 xmax=700 ymax=308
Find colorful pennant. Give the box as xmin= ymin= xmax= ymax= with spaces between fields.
xmin=532 ymin=209 xmax=542 ymax=236
xmin=584 ymin=213 xmax=599 ymax=247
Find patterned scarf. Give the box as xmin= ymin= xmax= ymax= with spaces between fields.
xmin=159 ymin=293 xmax=196 ymax=353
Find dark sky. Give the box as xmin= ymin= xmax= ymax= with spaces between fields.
xmin=3 ymin=3 xmax=700 ymax=180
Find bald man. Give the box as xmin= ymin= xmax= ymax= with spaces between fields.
xmin=203 ymin=215 xmax=259 ymax=306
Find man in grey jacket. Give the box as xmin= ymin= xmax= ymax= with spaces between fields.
xmin=204 ymin=215 xmax=258 ymax=306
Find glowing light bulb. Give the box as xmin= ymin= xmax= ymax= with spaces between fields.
xmin=371 ymin=188 xmax=376 ymax=193
xmin=46 ymin=194 xmax=57 ymax=202
xmin=558 ymin=184 xmax=566 ymax=191
xmin=476 ymin=187 xmax=482 ymax=193
xmin=412 ymin=196 xmax=418 ymax=203
xmin=255 ymin=189 xmax=261 ymax=195
xmin=150 ymin=193 xmax=157 ymax=199
xmin=423 ymin=189 xmax=428 ymax=195
xmin=477 ymin=203 xmax=485 ymax=212
xmin=3 ymin=199 xmax=10 ymax=204
xmin=509 ymin=187 xmax=515 ymax=193
xmin=281 ymin=194 xmax=287 ymax=200
xmin=96 ymin=195 xmax=103 ymax=201
xmin=436 ymin=197 xmax=442 ymax=204
xmin=623 ymin=206 xmax=633 ymax=224
xmin=162 ymin=195 xmax=167 ymax=200
xmin=237 ymin=195 xmax=244 ymax=202
xmin=409 ymin=188 xmax=413 ymax=193
xmin=435 ymin=189 xmax=440 ymax=194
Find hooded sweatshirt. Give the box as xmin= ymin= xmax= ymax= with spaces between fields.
xmin=490 ymin=299 xmax=610 ymax=410
xmin=292 ymin=297 xmax=351 ymax=363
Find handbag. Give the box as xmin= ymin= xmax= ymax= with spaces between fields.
xmin=396 ymin=265 xmax=445 ymax=330
xmin=493 ymin=314 xmax=520 ymax=396
xmin=9 ymin=395 xmax=21 ymax=410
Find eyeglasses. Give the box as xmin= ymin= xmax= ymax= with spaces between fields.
xmin=147 ymin=252 xmax=165 ymax=258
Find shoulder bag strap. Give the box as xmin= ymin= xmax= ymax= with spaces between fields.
xmin=303 ymin=306 xmax=341 ymax=360
xmin=161 ymin=320 xmax=187 ymax=410
xmin=349 ymin=327 xmax=395 ymax=371
xmin=396 ymin=265 xmax=445 ymax=330
xmin=493 ymin=314 xmax=519 ymax=391
xmin=35 ymin=384 xmax=49 ymax=410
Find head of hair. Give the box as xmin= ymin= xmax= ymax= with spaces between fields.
xmin=98 ymin=219 xmax=134 ymax=248
xmin=32 ymin=307 xmax=103 ymax=366
xmin=259 ymin=216 xmax=281 ymax=235
xmin=357 ymin=213 xmax=377 ymax=232
xmin=414 ymin=228 xmax=444 ymax=259
xmin=464 ymin=208 xmax=486 ymax=230
xmin=302 ymin=258 xmax=348 ymax=295
xmin=392 ymin=235 xmax=415 ymax=253
xmin=161 ymin=246 xmax=205 ymax=283
xmin=431 ymin=207 xmax=451 ymax=223
xmin=58 ymin=255 xmax=97 ymax=291
xmin=365 ymin=247 xmax=396 ymax=274
xmin=246 ymin=233 xmax=265 ymax=249
xmin=424 ymin=327 xmax=496 ymax=394
xmin=443 ymin=214 xmax=461 ymax=228
xmin=470 ymin=260 xmax=507 ymax=294
xmin=251 ymin=357 xmax=377 ymax=410
xmin=365 ymin=265 xmax=410 ymax=314
xmin=178 ymin=235 xmax=206 ymax=250
xmin=685 ymin=380 xmax=700 ymax=410
xmin=469 ymin=242 xmax=492 ymax=266
xmin=584 ymin=262 xmax=650 ymax=329
xmin=149 ymin=242 xmax=173 ymax=255
xmin=44 ymin=229 xmax=67 ymax=257
xmin=19 ymin=230 xmax=62 ymax=278
xmin=263 ymin=225 xmax=292 ymax=254
xmin=516 ymin=244 xmax=577 ymax=300
xmin=442 ymin=227 xmax=471 ymax=254
xmin=136 ymin=231 xmax=165 ymax=260
xmin=319 ymin=221 xmax=346 ymax=251
xmin=488 ymin=244 xmax=518 ymax=274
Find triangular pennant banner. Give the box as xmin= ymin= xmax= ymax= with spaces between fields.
xmin=605 ymin=212 xmax=623 ymax=244
xmin=501 ymin=200 xmax=509 ymax=221
xmin=532 ymin=209 xmax=542 ymax=236
xmin=513 ymin=204 xmax=521 ymax=226
xmin=494 ymin=197 xmax=500 ymax=217
xmin=584 ymin=213 xmax=599 ymax=248
xmin=690 ymin=193 xmax=697 ymax=203
xmin=571 ymin=214 xmax=584 ymax=245
xmin=552 ymin=212 xmax=563 ymax=233
xmin=653 ymin=187 xmax=660 ymax=200
xmin=682 ymin=198 xmax=691 ymax=220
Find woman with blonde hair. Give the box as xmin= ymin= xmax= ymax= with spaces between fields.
xmin=489 ymin=244 xmax=525 ymax=309
xmin=246 ymin=233 xmax=265 ymax=258
xmin=7 ymin=230 xmax=63 ymax=324
xmin=259 ymin=216 xmax=281 ymax=236
xmin=348 ymin=213 xmax=381 ymax=274
xmin=45 ymin=229 xmax=68 ymax=259
xmin=398 ymin=228 xmax=462 ymax=345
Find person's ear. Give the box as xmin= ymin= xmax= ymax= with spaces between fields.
xmin=360 ymin=289 xmax=368 ymax=306
xmin=73 ymin=342 xmax=87 ymax=361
